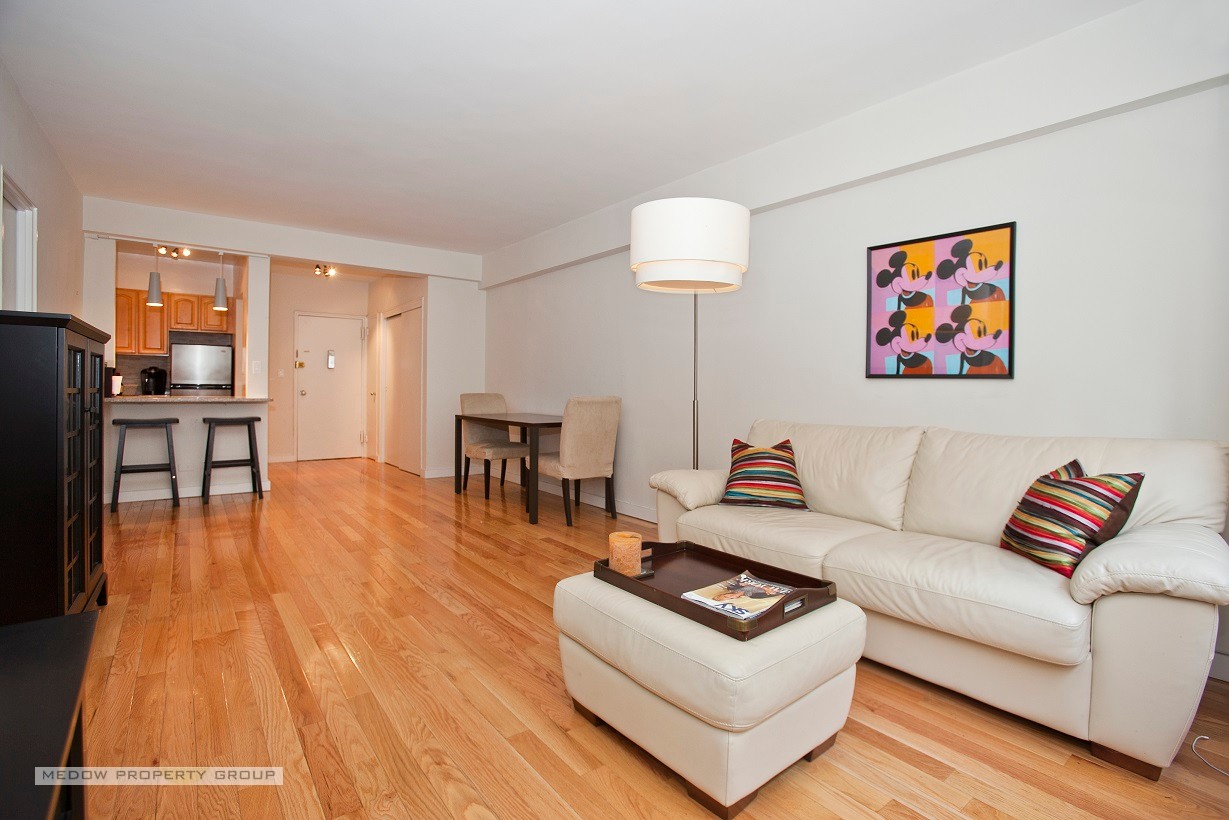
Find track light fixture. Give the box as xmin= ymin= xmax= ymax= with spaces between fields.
xmin=313 ymin=263 xmax=338 ymax=277
xmin=156 ymin=246 xmax=192 ymax=258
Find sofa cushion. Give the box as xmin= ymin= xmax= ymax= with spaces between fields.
xmin=904 ymin=428 xmax=1229 ymax=546
xmin=677 ymin=505 xmax=885 ymax=577
xmin=554 ymin=573 xmax=866 ymax=731
xmin=823 ymin=531 xmax=1091 ymax=665
xmin=747 ymin=421 xmax=924 ymax=530
xmin=720 ymin=439 xmax=807 ymax=509
xmin=1001 ymin=469 xmax=1145 ymax=577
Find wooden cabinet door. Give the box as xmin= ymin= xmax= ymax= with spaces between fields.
xmin=114 ymin=289 xmax=138 ymax=353
xmin=137 ymin=301 xmax=169 ymax=355
xmin=198 ymin=295 xmax=230 ymax=332
xmin=167 ymin=293 xmax=199 ymax=330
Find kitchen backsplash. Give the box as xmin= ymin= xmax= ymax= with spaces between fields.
xmin=114 ymin=332 xmax=233 ymax=395
xmin=113 ymin=355 xmax=170 ymax=395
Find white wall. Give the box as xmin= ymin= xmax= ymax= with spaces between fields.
xmin=0 ymin=61 xmax=83 ymax=313
xmin=81 ymin=236 xmax=116 ymax=357
xmin=245 ymin=256 xmax=270 ymax=398
xmin=485 ymin=83 xmax=1229 ymax=516
xmin=115 ymin=249 xmax=237 ymax=295
xmin=84 ymin=197 xmax=480 ymax=281
xmin=267 ymin=269 xmax=372 ymax=462
xmin=424 ymin=276 xmax=486 ymax=477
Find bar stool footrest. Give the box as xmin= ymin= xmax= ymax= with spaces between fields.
xmin=119 ymin=463 xmax=175 ymax=474
xmin=209 ymin=458 xmax=256 ymax=468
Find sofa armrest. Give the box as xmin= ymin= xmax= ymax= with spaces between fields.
xmin=1069 ymin=523 xmax=1229 ymax=605
xmin=648 ymin=469 xmax=728 ymax=511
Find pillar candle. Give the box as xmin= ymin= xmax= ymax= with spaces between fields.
xmin=609 ymin=531 xmax=643 ymax=576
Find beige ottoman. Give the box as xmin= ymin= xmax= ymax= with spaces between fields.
xmin=554 ymin=573 xmax=866 ymax=818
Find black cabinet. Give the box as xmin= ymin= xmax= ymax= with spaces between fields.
xmin=0 ymin=311 xmax=110 ymax=625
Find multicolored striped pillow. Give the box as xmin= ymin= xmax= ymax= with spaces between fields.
xmin=1000 ymin=463 xmax=1144 ymax=577
xmin=720 ymin=439 xmax=808 ymax=509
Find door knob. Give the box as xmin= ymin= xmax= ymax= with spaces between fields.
xmin=300 ymin=390 xmax=307 ymax=396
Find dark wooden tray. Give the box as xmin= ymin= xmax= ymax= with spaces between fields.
xmin=593 ymin=541 xmax=837 ymax=641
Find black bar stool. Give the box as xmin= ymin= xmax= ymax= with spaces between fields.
xmin=111 ymin=418 xmax=180 ymax=511
xmin=201 ymin=417 xmax=264 ymax=504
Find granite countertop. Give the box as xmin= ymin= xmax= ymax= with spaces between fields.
xmin=106 ymin=396 xmax=271 ymax=404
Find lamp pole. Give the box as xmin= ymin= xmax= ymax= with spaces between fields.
xmin=692 ymin=293 xmax=700 ymax=470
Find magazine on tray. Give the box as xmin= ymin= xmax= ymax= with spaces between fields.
xmin=682 ymin=572 xmax=794 ymax=620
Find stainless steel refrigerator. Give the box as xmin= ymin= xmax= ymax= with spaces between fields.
xmin=170 ymin=343 xmax=234 ymax=396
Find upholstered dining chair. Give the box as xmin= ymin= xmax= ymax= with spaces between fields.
xmin=460 ymin=393 xmax=531 ymax=499
xmin=538 ymin=396 xmax=621 ymax=526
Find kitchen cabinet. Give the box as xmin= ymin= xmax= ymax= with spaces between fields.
xmin=116 ymin=288 xmax=233 ymax=350
xmin=114 ymin=288 xmax=137 ymax=353
xmin=168 ymin=292 xmax=199 ymax=330
xmin=199 ymin=296 xmax=234 ymax=332
xmin=137 ymin=297 xmax=169 ymax=354
xmin=0 ymin=311 xmax=109 ymax=625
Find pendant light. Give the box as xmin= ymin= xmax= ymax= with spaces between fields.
xmin=213 ymin=251 xmax=228 ymax=311
xmin=146 ymin=245 xmax=163 ymax=306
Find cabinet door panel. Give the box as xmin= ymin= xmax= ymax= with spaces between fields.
xmin=198 ymin=295 xmax=230 ymax=332
xmin=168 ymin=293 xmax=199 ymax=330
xmin=114 ymin=289 xmax=138 ymax=353
xmin=138 ymin=301 xmax=169 ymax=355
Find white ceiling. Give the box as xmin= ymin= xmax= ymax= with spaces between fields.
xmin=1 ymin=1 xmax=1133 ymax=253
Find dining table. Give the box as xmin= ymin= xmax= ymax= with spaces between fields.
xmin=454 ymin=411 xmax=563 ymax=524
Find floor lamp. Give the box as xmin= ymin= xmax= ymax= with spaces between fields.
xmin=630 ymin=197 xmax=751 ymax=469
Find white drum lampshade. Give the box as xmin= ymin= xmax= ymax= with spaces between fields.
xmin=630 ymin=197 xmax=750 ymax=293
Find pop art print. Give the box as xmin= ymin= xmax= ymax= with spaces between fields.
xmin=866 ymin=223 xmax=1015 ymax=378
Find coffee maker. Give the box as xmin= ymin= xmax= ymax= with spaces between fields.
xmin=140 ymin=366 xmax=168 ymax=395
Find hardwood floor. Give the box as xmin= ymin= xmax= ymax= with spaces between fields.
xmin=86 ymin=459 xmax=1229 ymax=819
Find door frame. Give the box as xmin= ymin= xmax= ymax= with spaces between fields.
xmin=0 ymin=169 xmax=38 ymax=312
xmin=377 ymin=298 xmax=425 ymax=474
xmin=292 ymin=310 xmax=368 ymax=462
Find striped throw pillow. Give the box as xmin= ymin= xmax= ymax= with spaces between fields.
xmin=1000 ymin=464 xmax=1144 ymax=577
xmin=720 ymin=439 xmax=807 ymax=509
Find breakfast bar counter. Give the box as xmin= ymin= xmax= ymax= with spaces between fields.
xmin=103 ymin=397 xmax=271 ymax=505
xmin=107 ymin=395 xmax=272 ymax=404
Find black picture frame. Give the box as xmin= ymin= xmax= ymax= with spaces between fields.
xmin=866 ymin=221 xmax=1016 ymax=379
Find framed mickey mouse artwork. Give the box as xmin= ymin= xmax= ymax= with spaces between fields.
xmin=866 ymin=222 xmax=1015 ymax=379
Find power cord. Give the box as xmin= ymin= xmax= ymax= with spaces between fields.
xmin=1192 ymin=736 xmax=1229 ymax=777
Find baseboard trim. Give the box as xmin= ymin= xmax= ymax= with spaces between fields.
xmin=105 ymin=480 xmax=272 ymax=504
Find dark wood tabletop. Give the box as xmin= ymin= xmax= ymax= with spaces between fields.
xmin=0 ymin=610 xmax=98 ymax=820
xmin=456 ymin=412 xmax=563 ymax=427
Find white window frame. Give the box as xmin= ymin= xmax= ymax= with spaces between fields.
xmin=0 ymin=169 xmax=38 ymax=311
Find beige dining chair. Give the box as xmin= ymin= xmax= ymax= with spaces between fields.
xmin=460 ymin=393 xmax=531 ymax=499
xmin=538 ymin=396 xmax=621 ymax=526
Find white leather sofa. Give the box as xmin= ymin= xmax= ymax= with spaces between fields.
xmin=650 ymin=421 xmax=1229 ymax=778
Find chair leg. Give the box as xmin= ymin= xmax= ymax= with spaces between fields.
xmin=111 ymin=425 xmax=127 ymax=512
xmin=164 ymin=423 xmax=180 ymax=507
xmin=500 ymin=460 xmax=507 ymax=487
xmin=561 ymin=479 xmax=573 ymax=526
xmin=483 ymin=459 xmax=491 ymax=500
xmin=463 ymin=456 xmax=471 ymax=490
xmin=574 ymin=479 xmax=581 ymax=510
xmin=606 ymin=475 xmax=617 ymax=519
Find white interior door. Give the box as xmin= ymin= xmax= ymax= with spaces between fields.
xmin=295 ymin=314 xmax=366 ymax=461
xmin=383 ymin=306 xmax=423 ymax=475
xmin=1 ymin=196 xmax=16 ymax=309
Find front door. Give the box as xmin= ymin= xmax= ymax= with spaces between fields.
xmin=295 ymin=314 xmax=366 ymax=461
